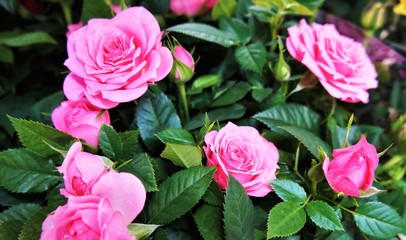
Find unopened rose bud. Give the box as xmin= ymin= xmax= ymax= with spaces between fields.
xmin=170 ymin=46 xmax=195 ymax=82
xmin=361 ymin=2 xmax=387 ymax=31
xmin=273 ymin=37 xmax=291 ymax=81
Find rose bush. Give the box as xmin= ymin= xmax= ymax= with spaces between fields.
xmin=204 ymin=122 xmax=279 ymax=197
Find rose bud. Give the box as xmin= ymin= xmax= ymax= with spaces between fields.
xmin=170 ymin=46 xmax=195 ymax=83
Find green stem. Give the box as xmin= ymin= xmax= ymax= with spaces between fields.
xmin=294 ymin=142 xmax=301 ymax=173
xmin=177 ymin=82 xmax=189 ymax=121
xmin=60 ymin=1 xmax=72 ymax=25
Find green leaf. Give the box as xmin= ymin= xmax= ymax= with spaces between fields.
xmin=185 ymin=104 xmax=246 ymax=130
xmin=81 ymin=0 xmax=114 ymax=25
xmin=283 ymin=0 xmax=315 ymax=15
xmin=135 ymin=92 xmax=181 ymax=153
xmin=29 ymin=91 xmax=64 ymax=123
xmin=211 ymin=81 xmax=251 ymax=107
xmin=224 ymin=175 xmax=255 ymax=240
xmin=118 ymin=130 xmax=141 ymax=160
xmin=0 ymin=220 xmax=21 ymax=240
xmin=189 ymin=74 xmax=221 ymax=94
xmin=326 ymin=231 xmax=353 ymax=240
xmin=9 ymin=117 xmax=74 ymax=157
xmin=0 ymin=149 xmax=60 ymax=193
xmin=0 ymin=203 xmax=40 ymax=223
xmin=354 ymin=201 xmax=406 ymax=239
xmin=296 ymin=0 xmax=325 ymax=12
xmin=167 ymin=23 xmax=235 ymax=48
xmin=235 ymin=43 xmax=267 ymax=74
xmin=0 ymin=32 xmax=56 ymax=47
xmin=128 ymin=223 xmax=160 ymax=240
xmin=18 ymin=206 xmax=56 ymax=240
xmin=98 ymin=124 xmax=123 ymax=160
xmin=202 ymin=181 xmax=223 ymax=206
xmin=278 ymin=126 xmax=332 ymax=158
xmin=211 ymin=0 xmax=237 ymax=20
xmin=0 ymin=45 xmax=13 ymax=63
xmin=147 ymin=166 xmax=215 ymax=225
xmin=252 ymin=88 xmax=273 ymax=102
xmin=160 ymin=143 xmax=202 ymax=168
xmin=119 ymin=154 xmax=158 ymax=192
xmin=305 ymin=201 xmax=343 ymax=231
xmin=156 ymin=128 xmax=196 ymax=145
xmin=194 ymin=205 xmax=224 ymax=240
xmin=267 ymin=202 xmax=306 ymax=238
xmin=253 ymin=103 xmax=321 ymax=134
xmin=270 ymin=179 xmax=307 ymax=204
xmin=219 ymin=17 xmax=251 ymax=43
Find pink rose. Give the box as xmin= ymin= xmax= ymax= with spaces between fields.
xmin=171 ymin=46 xmax=195 ymax=82
xmin=40 ymin=195 xmax=134 ymax=240
xmin=51 ymin=97 xmax=110 ymax=147
xmin=204 ymin=122 xmax=279 ymax=197
xmin=57 ymin=142 xmax=107 ymax=198
xmin=286 ymin=19 xmax=378 ymax=103
xmin=322 ymin=135 xmax=379 ymax=197
xmin=63 ymin=6 xmax=173 ymax=109
xmin=170 ymin=0 xmax=218 ymax=17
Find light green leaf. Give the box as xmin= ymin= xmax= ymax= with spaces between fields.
xmin=156 ymin=128 xmax=196 ymax=145
xmin=189 ymin=74 xmax=221 ymax=94
xmin=81 ymin=0 xmax=114 ymax=24
xmin=235 ymin=43 xmax=267 ymax=74
xmin=9 ymin=116 xmax=74 ymax=157
xmin=212 ymin=0 xmax=237 ymax=20
xmin=147 ymin=166 xmax=215 ymax=225
xmin=128 ymin=223 xmax=160 ymax=240
xmin=0 ymin=45 xmax=13 ymax=63
xmin=278 ymin=125 xmax=332 ymax=158
xmin=167 ymin=23 xmax=236 ymax=47
xmin=224 ymin=175 xmax=255 ymax=240
xmin=270 ymin=179 xmax=307 ymax=204
xmin=98 ymin=124 xmax=123 ymax=160
xmin=267 ymin=202 xmax=306 ymax=238
xmin=194 ymin=205 xmax=224 ymax=240
xmin=305 ymin=201 xmax=343 ymax=231
xmin=0 ymin=149 xmax=60 ymax=193
xmin=253 ymin=103 xmax=321 ymax=134
xmin=119 ymin=154 xmax=158 ymax=192
xmin=283 ymin=0 xmax=315 ymax=15
xmin=219 ymin=17 xmax=251 ymax=43
xmin=211 ymin=81 xmax=251 ymax=107
xmin=0 ymin=32 xmax=56 ymax=47
xmin=0 ymin=203 xmax=40 ymax=224
xmin=160 ymin=143 xmax=202 ymax=168
xmin=354 ymin=201 xmax=406 ymax=239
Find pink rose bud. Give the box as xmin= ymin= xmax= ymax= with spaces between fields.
xmin=204 ymin=122 xmax=279 ymax=197
xmin=40 ymin=195 xmax=135 ymax=240
xmin=170 ymin=46 xmax=195 ymax=82
xmin=322 ymin=135 xmax=379 ymax=197
xmin=57 ymin=142 xmax=107 ymax=198
xmin=286 ymin=19 xmax=378 ymax=103
xmin=51 ymin=98 xmax=110 ymax=147
xmin=63 ymin=6 xmax=173 ymax=109
xmin=170 ymin=0 xmax=218 ymax=17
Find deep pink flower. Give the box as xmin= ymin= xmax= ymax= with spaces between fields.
xmin=204 ymin=122 xmax=279 ymax=197
xmin=170 ymin=0 xmax=218 ymax=17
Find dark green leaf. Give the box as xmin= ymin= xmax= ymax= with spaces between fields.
xmin=211 ymin=81 xmax=251 ymax=107
xmin=98 ymin=124 xmax=123 ymax=160
xmin=271 ymin=179 xmax=307 ymax=204
xmin=253 ymin=103 xmax=321 ymax=134
xmin=128 ymin=223 xmax=160 ymax=240
xmin=0 ymin=220 xmax=21 ymax=240
xmin=167 ymin=23 xmax=235 ymax=48
xmin=354 ymin=201 xmax=406 ymax=239
xmin=267 ymin=202 xmax=306 ymax=238
xmin=135 ymin=92 xmax=181 ymax=152
xmin=235 ymin=43 xmax=267 ymax=74
xmin=156 ymin=128 xmax=196 ymax=145
xmin=224 ymin=175 xmax=255 ymax=240
xmin=160 ymin=143 xmax=202 ymax=168
xmin=251 ymin=88 xmax=273 ymax=102
xmin=0 ymin=32 xmax=56 ymax=47
xmin=0 ymin=203 xmax=40 ymax=223
xmin=0 ymin=188 xmax=32 ymax=206
xmin=278 ymin=126 xmax=332 ymax=157
xmin=29 ymin=91 xmax=64 ymax=123
xmin=202 ymin=181 xmax=223 ymax=207
xmin=140 ymin=0 xmax=170 ymax=14
xmin=326 ymin=231 xmax=353 ymax=240
xmin=81 ymin=0 xmax=114 ymax=24
xmin=9 ymin=117 xmax=74 ymax=157
xmin=18 ymin=206 xmax=57 ymax=240
xmin=194 ymin=205 xmax=224 ymax=240
xmin=0 ymin=45 xmax=13 ymax=63
xmin=118 ymin=130 xmax=141 ymax=160
xmin=147 ymin=166 xmax=215 ymax=224
xmin=219 ymin=17 xmax=251 ymax=43
xmin=305 ymin=201 xmax=343 ymax=231
xmin=119 ymin=154 xmax=158 ymax=192
xmin=336 ymin=124 xmax=387 ymax=149
xmin=212 ymin=0 xmax=237 ymax=20
xmin=0 ymin=149 xmax=60 ymax=193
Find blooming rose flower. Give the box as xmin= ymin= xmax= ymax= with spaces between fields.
xmin=286 ymin=19 xmax=378 ymax=103
xmin=204 ymin=122 xmax=279 ymax=197
xmin=322 ymin=135 xmax=379 ymax=197
xmin=170 ymin=0 xmax=218 ymax=17
xmin=63 ymin=6 xmax=173 ymax=109
xmin=171 ymin=46 xmax=195 ymax=82
xmin=40 ymin=195 xmax=134 ymax=240
xmin=52 ymin=97 xmax=110 ymax=147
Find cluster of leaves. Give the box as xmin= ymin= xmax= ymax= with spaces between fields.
xmin=0 ymin=0 xmax=406 ymax=239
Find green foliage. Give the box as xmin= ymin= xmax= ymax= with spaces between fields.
xmin=305 ymin=201 xmax=343 ymax=231
xmin=157 ymin=128 xmax=196 ymax=145
xmin=235 ymin=43 xmax=267 ymax=74
xmin=271 ymin=179 xmax=307 ymax=204
xmin=99 ymin=124 xmax=123 ymax=161
xmin=224 ymin=176 xmax=255 ymax=240
xmin=0 ymin=45 xmax=13 ymax=63
xmin=118 ymin=130 xmax=141 ymax=160
xmin=0 ymin=32 xmax=56 ymax=47
xmin=211 ymin=81 xmax=251 ymax=107
xmin=212 ymin=0 xmax=237 ymax=20
xmin=160 ymin=143 xmax=202 ymax=168
xmin=202 ymin=181 xmax=224 ymax=206
xmin=0 ymin=203 xmax=40 ymax=224
xmin=194 ymin=204 xmax=224 ymax=240
xmin=0 ymin=220 xmax=21 ymax=240
xmin=81 ymin=0 xmax=114 ymax=24
xmin=128 ymin=223 xmax=160 ymax=240
xmin=267 ymin=202 xmax=306 ymax=238
xmin=219 ymin=18 xmax=251 ymax=43
xmin=147 ymin=166 xmax=215 ymax=225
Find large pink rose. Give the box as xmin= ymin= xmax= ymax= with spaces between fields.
xmin=51 ymin=97 xmax=110 ymax=147
xmin=40 ymin=195 xmax=134 ymax=240
xmin=57 ymin=142 xmax=107 ymax=198
xmin=170 ymin=0 xmax=218 ymax=17
xmin=286 ymin=19 xmax=378 ymax=103
xmin=322 ymin=135 xmax=379 ymax=197
xmin=63 ymin=6 xmax=173 ymax=109
xmin=204 ymin=122 xmax=279 ymax=197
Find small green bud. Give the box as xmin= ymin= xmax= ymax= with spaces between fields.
xmin=273 ymin=36 xmax=291 ymax=81
xmin=361 ymin=2 xmax=387 ymax=31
